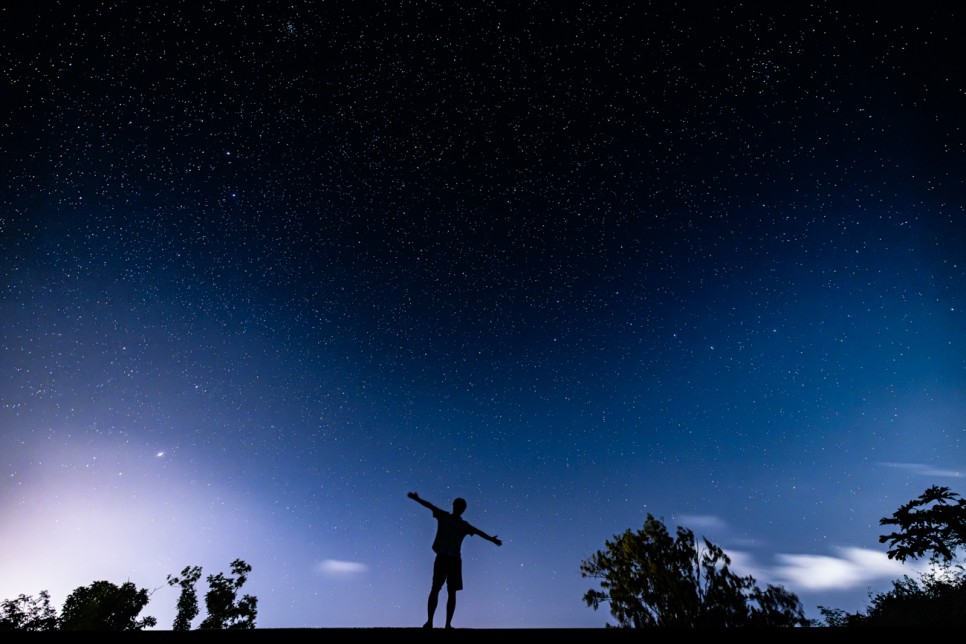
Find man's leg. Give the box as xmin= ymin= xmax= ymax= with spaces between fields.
xmin=444 ymin=588 xmax=457 ymax=628
xmin=425 ymin=584 xmax=440 ymax=628
xmin=425 ymin=555 xmax=448 ymax=628
xmin=445 ymin=555 xmax=463 ymax=628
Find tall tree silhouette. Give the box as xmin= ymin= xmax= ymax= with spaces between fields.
xmin=0 ymin=591 xmax=58 ymax=631
xmin=819 ymin=486 xmax=966 ymax=627
xmin=879 ymin=485 xmax=966 ymax=563
xmin=581 ymin=513 xmax=807 ymax=628
xmin=59 ymin=581 xmax=156 ymax=631
xmin=199 ymin=559 xmax=257 ymax=630
xmin=167 ymin=565 xmax=203 ymax=630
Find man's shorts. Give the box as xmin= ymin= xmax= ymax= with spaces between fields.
xmin=432 ymin=553 xmax=463 ymax=591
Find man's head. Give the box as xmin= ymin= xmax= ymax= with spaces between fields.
xmin=452 ymin=497 xmax=467 ymax=516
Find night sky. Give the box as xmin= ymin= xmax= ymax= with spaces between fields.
xmin=2 ymin=1 xmax=964 ymax=629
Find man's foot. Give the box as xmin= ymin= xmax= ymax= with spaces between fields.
xmin=422 ymin=621 xmax=433 ymax=629
xmin=445 ymin=624 xmax=454 ymax=629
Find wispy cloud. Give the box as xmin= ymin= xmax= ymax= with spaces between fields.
xmin=723 ymin=546 xmax=930 ymax=593
xmin=315 ymin=559 xmax=368 ymax=576
xmin=879 ymin=462 xmax=963 ymax=478
xmin=771 ymin=547 xmax=928 ymax=591
xmin=651 ymin=512 xmax=934 ymax=595
xmin=675 ymin=514 xmax=727 ymax=531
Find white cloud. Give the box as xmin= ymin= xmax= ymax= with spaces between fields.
xmin=661 ymin=543 xmax=921 ymax=595
xmin=772 ymin=547 xmax=927 ymax=591
xmin=315 ymin=559 xmax=368 ymax=576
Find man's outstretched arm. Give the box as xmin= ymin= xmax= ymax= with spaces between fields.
xmin=471 ymin=525 xmax=503 ymax=546
xmin=407 ymin=491 xmax=442 ymax=513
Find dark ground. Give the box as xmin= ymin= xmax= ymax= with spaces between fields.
xmin=1 ymin=627 xmax=906 ymax=641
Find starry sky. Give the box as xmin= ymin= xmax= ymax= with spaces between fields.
xmin=1 ymin=1 xmax=964 ymax=630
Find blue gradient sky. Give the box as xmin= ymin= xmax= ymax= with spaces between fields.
xmin=1 ymin=2 xmax=963 ymax=629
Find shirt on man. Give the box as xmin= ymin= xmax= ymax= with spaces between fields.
xmin=431 ymin=508 xmax=477 ymax=557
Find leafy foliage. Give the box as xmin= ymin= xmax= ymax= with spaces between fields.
xmin=879 ymin=485 xmax=966 ymax=564
xmin=167 ymin=565 xmax=203 ymax=631
xmin=199 ymin=559 xmax=257 ymax=629
xmin=861 ymin=565 xmax=966 ymax=627
xmin=818 ymin=485 xmax=966 ymax=627
xmin=3 ymin=558 xmax=256 ymax=632
xmin=818 ymin=565 xmax=966 ymax=627
xmin=59 ymin=580 xmax=156 ymax=631
xmin=0 ymin=591 xmax=58 ymax=631
xmin=580 ymin=513 xmax=808 ymax=628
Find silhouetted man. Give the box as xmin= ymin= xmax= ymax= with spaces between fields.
xmin=408 ymin=491 xmax=502 ymax=629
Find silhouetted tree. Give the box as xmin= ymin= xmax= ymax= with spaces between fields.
xmin=167 ymin=565 xmax=203 ymax=631
xmin=59 ymin=580 xmax=156 ymax=631
xmin=199 ymin=559 xmax=257 ymax=629
xmin=815 ymin=606 xmax=859 ymax=627
xmin=580 ymin=513 xmax=808 ymax=628
xmin=864 ymin=566 xmax=965 ymax=626
xmin=879 ymin=485 xmax=966 ymax=564
xmin=818 ymin=486 xmax=966 ymax=627
xmin=0 ymin=591 xmax=58 ymax=631
xmin=818 ymin=564 xmax=966 ymax=627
